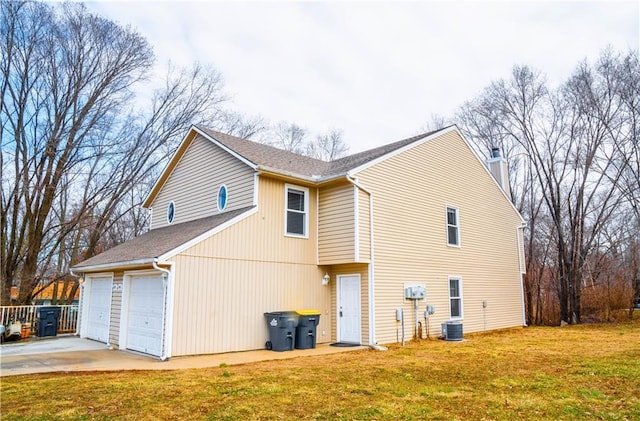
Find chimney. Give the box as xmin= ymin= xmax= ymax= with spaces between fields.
xmin=487 ymin=147 xmax=512 ymax=200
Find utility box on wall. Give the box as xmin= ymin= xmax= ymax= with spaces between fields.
xmin=404 ymin=285 xmax=426 ymax=300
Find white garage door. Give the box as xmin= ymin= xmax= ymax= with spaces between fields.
xmin=86 ymin=278 xmax=112 ymax=343
xmin=127 ymin=275 xmax=164 ymax=357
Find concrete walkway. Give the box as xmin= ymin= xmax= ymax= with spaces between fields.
xmin=0 ymin=336 xmax=367 ymax=377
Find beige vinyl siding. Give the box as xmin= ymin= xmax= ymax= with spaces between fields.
xmin=329 ymin=263 xmax=369 ymax=345
xmin=357 ymin=130 xmax=525 ymax=343
xmin=151 ymin=134 xmax=255 ymax=229
xmin=108 ymin=272 xmax=123 ymax=346
xmin=169 ymin=176 xmax=331 ymax=356
xmin=318 ymin=184 xmax=356 ymax=264
xmin=357 ymin=188 xmax=371 ymax=262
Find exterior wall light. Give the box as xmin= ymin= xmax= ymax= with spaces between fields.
xmin=322 ymin=273 xmax=330 ymax=286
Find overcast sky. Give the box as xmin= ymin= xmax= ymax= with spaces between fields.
xmin=87 ymin=1 xmax=639 ymax=153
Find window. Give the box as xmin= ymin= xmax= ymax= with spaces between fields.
xmin=446 ymin=206 xmax=460 ymax=246
xmin=449 ymin=278 xmax=463 ymax=319
xmin=285 ymin=185 xmax=308 ymax=237
xmin=167 ymin=201 xmax=175 ymax=224
xmin=217 ymin=185 xmax=227 ymax=211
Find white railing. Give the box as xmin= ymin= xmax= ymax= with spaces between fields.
xmin=0 ymin=305 xmax=79 ymax=334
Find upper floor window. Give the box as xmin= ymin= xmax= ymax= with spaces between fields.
xmin=217 ymin=185 xmax=228 ymax=211
xmin=446 ymin=206 xmax=460 ymax=246
xmin=285 ymin=185 xmax=308 ymax=237
xmin=449 ymin=277 xmax=463 ymax=319
xmin=167 ymin=201 xmax=175 ymax=224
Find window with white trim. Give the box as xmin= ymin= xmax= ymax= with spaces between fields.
xmin=449 ymin=278 xmax=463 ymax=319
xmin=217 ymin=185 xmax=227 ymax=211
xmin=167 ymin=201 xmax=175 ymax=224
xmin=285 ymin=185 xmax=308 ymax=237
xmin=446 ymin=206 xmax=460 ymax=246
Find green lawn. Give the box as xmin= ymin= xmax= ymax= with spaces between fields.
xmin=2 ymin=316 xmax=639 ymax=420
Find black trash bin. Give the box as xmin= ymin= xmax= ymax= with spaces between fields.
xmin=36 ymin=306 xmax=61 ymax=337
xmin=294 ymin=310 xmax=321 ymax=349
xmin=264 ymin=311 xmax=299 ymax=351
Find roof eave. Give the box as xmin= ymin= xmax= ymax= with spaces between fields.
xmin=71 ymin=258 xmax=157 ymax=273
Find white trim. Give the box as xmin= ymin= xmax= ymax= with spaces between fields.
xmin=158 ymin=207 xmax=258 ymax=261
xmin=195 ymin=126 xmax=258 ymax=169
xmin=446 ymin=205 xmax=461 ymax=248
xmin=348 ymin=125 xmax=525 ymax=224
xmin=284 ymin=183 xmax=309 ymax=239
xmin=143 ymin=126 xmax=258 ymax=208
xmin=346 ymin=175 xmax=376 ymax=345
xmin=253 ymin=173 xmax=259 ymax=206
xmin=216 ymin=184 xmax=228 ymax=212
xmin=348 ymin=126 xmax=457 ymax=176
xmin=167 ymin=201 xmax=175 ymax=224
xmin=448 ymin=276 xmax=464 ymax=320
xmin=353 ymin=185 xmax=360 ymax=262
xmin=336 ymin=274 xmax=362 ymax=344
xmin=73 ymin=207 xmax=258 ymax=273
xmin=74 ymin=258 xmax=156 ymax=273
xmin=315 ymin=186 xmax=319 ymax=265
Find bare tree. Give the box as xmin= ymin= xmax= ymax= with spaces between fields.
xmin=214 ymin=111 xmax=267 ymax=140
xmin=305 ymin=129 xmax=349 ymax=161
xmin=457 ymin=50 xmax=639 ymax=324
xmin=0 ymin=1 xmax=228 ymax=304
xmin=269 ymin=121 xmax=307 ymax=153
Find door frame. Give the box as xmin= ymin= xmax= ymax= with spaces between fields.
xmin=336 ymin=274 xmax=362 ymax=344
xmin=79 ymin=273 xmax=113 ymax=344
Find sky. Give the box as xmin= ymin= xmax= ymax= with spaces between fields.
xmin=86 ymin=0 xmax=639 ymax=153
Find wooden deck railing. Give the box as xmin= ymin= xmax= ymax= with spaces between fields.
xmin=0 ymin=305 xmax=79 ymax=334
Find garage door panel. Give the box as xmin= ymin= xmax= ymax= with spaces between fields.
xmin=127 ymin=276 xmax=164 ymax=357
xmin=86 ymin=278 xmax=111 ymax=343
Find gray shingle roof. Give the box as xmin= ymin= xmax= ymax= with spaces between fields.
xmin=73 ymin=206 xmax=254 ymax=270
xmin=197 ymin=125 xmax=447 ymax=180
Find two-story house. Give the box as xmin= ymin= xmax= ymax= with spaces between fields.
xmin=72 ymin=125 xmax=526 ymax=359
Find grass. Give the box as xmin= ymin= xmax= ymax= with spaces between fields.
xmin=2 ymin=317 xmax=639 ymax=420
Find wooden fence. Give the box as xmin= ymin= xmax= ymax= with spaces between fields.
xmin=0 ymin=305 xmax=79 ymax=334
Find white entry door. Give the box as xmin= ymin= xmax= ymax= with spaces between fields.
xmin=127 ymin=275 xmax=165 ymax=357
xmin=86 ymin=277 xmax=112 ymax=343
xmin=338 ymin=275 xmax=361 ymax=344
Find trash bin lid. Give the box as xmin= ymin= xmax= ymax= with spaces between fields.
xmin=296 ymin=309 xmax=320 ymax=316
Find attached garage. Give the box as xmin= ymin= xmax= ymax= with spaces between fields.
xmin=125 ymin=274 xmax=165 ymax=357
xmin=84 ymin=277 xmax=112 ymax=343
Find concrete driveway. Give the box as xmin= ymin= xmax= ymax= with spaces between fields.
xmin=1 ymin=335 xmax=368 ymax=377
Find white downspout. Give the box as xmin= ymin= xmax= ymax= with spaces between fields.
xmin=518 ymin=225 xmax=528 ymax=327
xmin=346 ymin=174 xmax=376 ymax=346
xmin=153 ymin=261 xmax=172 ymax=361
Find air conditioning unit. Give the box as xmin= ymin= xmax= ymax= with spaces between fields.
xmin=442 ymin=321 xmax=463 ymax=341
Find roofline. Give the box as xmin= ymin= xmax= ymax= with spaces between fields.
xmin=71 ymin=258 xmax=156 ymax=273
xmin=348 ymin=125 xmax=524 ymax=224
xmin=142 ymin=126 xmax=259 ymax=208
xmin=158 ymin=206 xmax=258 ymax=261
xmin=347 ymin=126 xmax=456 ymax=176
xmin=142 ymin=128 xmax=197 ymax=208
xmin=194 ymin=126 xmax=258 ymax=169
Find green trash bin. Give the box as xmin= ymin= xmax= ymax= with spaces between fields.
xmin=264 ymin=311 xmax=299 ymax=351
xmin=294 ymin=310 xmax=321 ymax=349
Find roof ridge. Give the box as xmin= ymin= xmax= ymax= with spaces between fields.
xmin=195 ymin=124 xmax=453 ymax=178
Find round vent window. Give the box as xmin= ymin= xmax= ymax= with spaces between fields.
xmin=167 ymin=201 xmax=175 ymax=223
xmin=217 ymin=185 xmax=227 ymax=211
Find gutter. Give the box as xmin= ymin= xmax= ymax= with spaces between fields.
xmin=346 ymin=174 xmax=376 ymax=346
xmin=71 ymin=258 xmax=156 ymax=273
